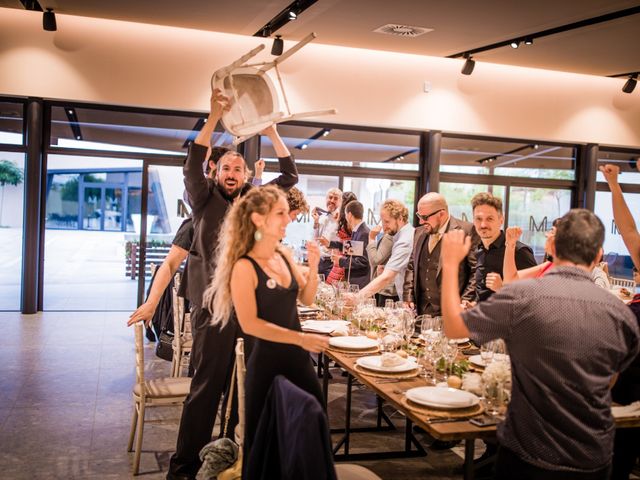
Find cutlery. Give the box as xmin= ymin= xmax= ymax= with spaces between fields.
xmin=427 ymin=417 xmax=472 ymax=424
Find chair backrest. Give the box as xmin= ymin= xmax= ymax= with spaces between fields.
xmin=610 ymin=276 xmax=635 ymax=289
xmin=133 ymin=322 xmax=146 ymax=398
xmin=234 ymin=338 xmax=246 ymax=446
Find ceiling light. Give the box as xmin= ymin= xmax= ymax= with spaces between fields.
xmin=271 ymin=35 xmax=284 ymax=56
xmin=43 ymin=8 xmax=56 ymax=32
xmin=524 ymin=37 xmax=533 ymax=45
xmin=300 ymin=143 xmax=308 ymax=150
xmin=622 ymin=74 xmax=637 ymax=94
xmin=288 ymin=10 xmax=298 ymax=20
xmin=510 ymin=40 xmax=520 ymax=49
xmin=321 ymin=129 xmax=330 ymax=137
xmin=461 ymin=55 xmax=475 ymax=75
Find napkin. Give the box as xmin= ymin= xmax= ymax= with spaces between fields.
xmin=612 ymin=401 xmax=640 ymax=419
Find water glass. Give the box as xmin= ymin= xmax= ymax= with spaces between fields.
xmin=480 ymin=341 xmax=496 ymax=363
xmin=442 ymin=339 xmax=458 ymax=381
xmin=317 ymin=273 xmax=326 ymax=283
xmin=483 ymin=379 xmax=506 ymax=416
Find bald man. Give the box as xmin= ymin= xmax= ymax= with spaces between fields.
xmin=403 ymin=192 xmax=479 ymax=316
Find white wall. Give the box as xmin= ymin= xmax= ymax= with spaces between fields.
xmin=0 ymin=8 xmax=639 ymax=148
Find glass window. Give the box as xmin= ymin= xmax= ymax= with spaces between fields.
xmin=508 ymin=187 xmax=572 ymax=262
xmin=594 ymin=191 xmax=639 ymax=279
xmin=44 ymin=154 xmax=144 ymax=310
xmin=439 ymin=183 xmax=506 ymax=224
xmin=0 ymin=151 xmax=25 ymax=310
xmin=596 ymin=150 xmax=640 ymax=184
xmin=260 ymin=124 xmax=420 ymax=171
xmin=261 ymin=172 xmax=340 ymax=248
xmin=343 ymin=177 xmax=416 ymax=225
xmin=50 ymin=106 xmax=225 ymax=156
xmin=0 ymin=101 xmax=24 ymax=145
xmin=441 ymin=137 xmax=575 ymax=180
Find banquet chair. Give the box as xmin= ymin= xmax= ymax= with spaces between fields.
xmin=610 ymin=277 xmax=636 ymax=289
xmin=128 ymin=322 xmax=192 ymax=475
xmin=211 ymin=32 xmax=336 ymax=145
xmin=171 ymin=273 xmax=192 ymax=377
xmin=234 ymin=338 xmax=246 ymax=445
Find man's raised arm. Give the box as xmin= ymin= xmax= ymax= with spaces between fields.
xmin=261 ymin=124 xmax=298 ymax=191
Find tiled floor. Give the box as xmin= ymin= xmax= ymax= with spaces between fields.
xmin=2 ymin=312 xmax=635 ymax=479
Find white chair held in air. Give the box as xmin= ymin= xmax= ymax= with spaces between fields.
xmin=211 ymin=32 xmax=337 ymax=145
xmin=128 ymin=322 xmax=191 ymax=475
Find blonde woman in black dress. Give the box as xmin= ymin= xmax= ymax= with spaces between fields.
xmin=205 ymin=185 xmax=329 ymax=461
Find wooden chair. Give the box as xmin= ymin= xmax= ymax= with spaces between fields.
xmin=610 ymin=276 xmax=636 ymax=289
xmin=211 ymin=32 xmax=336 ymax=145
xmin=171 ymin=273 xmax=192 ymax=377
xmin=128 ymin=322 xmax=191 ymax=475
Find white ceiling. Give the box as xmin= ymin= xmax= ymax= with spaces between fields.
xmin=1 ymin=0 xmax=639 ymax=76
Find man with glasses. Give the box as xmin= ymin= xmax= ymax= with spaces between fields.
xmin=403 ymin=192 xmax=479 ymax=316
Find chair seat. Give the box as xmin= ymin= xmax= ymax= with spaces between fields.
xmin=335 ymin=464 xmax=382 ymax=480
xmin=134 ymin=377 xmax=191 ymax=398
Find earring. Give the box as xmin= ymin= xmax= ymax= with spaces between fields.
xmin=254 ymin=229 xmax=263 ymax=242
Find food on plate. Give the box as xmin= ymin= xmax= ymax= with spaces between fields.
xmin=380 ymin=352 xmax=405 ymax=367
xmin=365 ymin=331 xmax=378 ymax=339
xmin=447 ymin=375 xmax=462 ymax=389
xmin=620 ymin=287 xmax=632 ymax=297
xmin=331 ymin=329 xmax=348 ymax=337
xmin=395 ymin=349 xmax=408 ymax=359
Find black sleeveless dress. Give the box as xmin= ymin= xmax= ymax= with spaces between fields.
xmin=242 ymin=254 xmax=324 ymax=457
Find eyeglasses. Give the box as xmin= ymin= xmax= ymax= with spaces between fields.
xmin=416 ymin=209 xmax=444 ymax=222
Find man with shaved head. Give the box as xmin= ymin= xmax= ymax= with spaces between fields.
xmin=403 ymin=192 xmax=479 ymax=317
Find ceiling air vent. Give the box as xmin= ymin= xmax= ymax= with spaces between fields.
xmin=373 ymin=24 xmax=433 ymax=38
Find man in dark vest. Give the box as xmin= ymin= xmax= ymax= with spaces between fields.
xmin=403 ymin=192 xmax=479 ymax=317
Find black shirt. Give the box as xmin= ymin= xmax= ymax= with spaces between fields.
xmin=172 ymin=217 xmax=193 ymax=251
xmin=475 ymin=231 xmax=537 ymax=302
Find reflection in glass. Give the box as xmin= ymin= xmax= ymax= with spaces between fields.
xmin=82 ymin=187 xmax=102 ymax=230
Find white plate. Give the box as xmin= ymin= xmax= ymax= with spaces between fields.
xmin=356 ymin=355 xmax=418 ymax=373
xmin=469 ymin=353 xmax=509 ymax=368
xmin=329 ymin=336 xmax=378 ymax=350
xmin=406 ymin=386 xmax=479 ymax=409
xmin=301 ymin=320 xmax=350 ymax=334
xmin=451 ymin=337 xmax=470 ymax=344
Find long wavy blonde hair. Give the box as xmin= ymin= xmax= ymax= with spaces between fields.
xmin=204 ymin=185 xmax=286 ymax=327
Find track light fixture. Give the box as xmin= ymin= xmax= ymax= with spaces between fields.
xmin=622 ymin=74 xmax=637 ymax=94
xmin=510 ymin=40 xmax=520 ymax=49
xmin=43 ymin=7 xmax=56 ymax=31
xmin=461 ymin=55 xmax=475 ymax=75
xmin=254 ymin=0 xmax=317 ymax=37
xmin=288 ymin=10 xmax=298 ymax=20
xmin=271 ymin=35 xmax=284 ymax=56
xmin=524 ymin=37 xmax=533 ymax=45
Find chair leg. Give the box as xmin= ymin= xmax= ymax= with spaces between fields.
xmin=133 ymin=402 xmax=146 ymax=475
xmin=127 ymin=402 xmax=139 ymax=452
xmin=171 ymin=349 xmax=179 ymax=377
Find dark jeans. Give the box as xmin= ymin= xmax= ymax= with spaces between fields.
xmin=168 ymin=306 xmax=239 ymax=478
xmin=495 ymin=446 xmax=612 ymax=480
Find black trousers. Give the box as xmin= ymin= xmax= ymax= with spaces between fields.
xmin=612 ymin=427 xmax=640 ymax=480
xmin=375 ymin=293 xmax=398 ymax=307
xmin=168 ymin=305 xmax=239 ymax=477
xmin=495 ymin=446 xmax=612 ymax=480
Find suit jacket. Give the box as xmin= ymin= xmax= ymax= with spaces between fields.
xmin=183 ymin=143 xmax=298 ymax=308
xmin=403 ymin=216 xmax=479 ymax=307
xmin=338 ymin=222 xmax=370 ymax=289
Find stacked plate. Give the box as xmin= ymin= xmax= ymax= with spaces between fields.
xmin=355 ymin=355 xmax=418 ymax=374
xmin=301 ymin=320 xmax=350 ymax=334
xmin=406 ymin=386 xmax=479 ymax=409
xmin=468 ymin=353 xmax=510 ymax=368
xmin=328 ymin=336 xmax=378 ymax=350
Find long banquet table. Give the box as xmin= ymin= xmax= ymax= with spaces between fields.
xmin=319 ymin=347 xmax=640 ymax=480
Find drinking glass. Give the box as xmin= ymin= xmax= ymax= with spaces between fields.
xmin=483 ymin=379 xmax=506 ymax=416
xmin=317 ymin=273 xmax=326 ymax=283
xmin=480 ymin=341 xmax=496 ymax=364
xmin=384 ymin=299 xmax=395 ymax=312
xmin=348 ymin=284 xmax=360 ymax=296
xmin=442 ymin=339 xmax=458 ymax=382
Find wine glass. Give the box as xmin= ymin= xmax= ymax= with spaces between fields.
xmin=483 ymin=379 xmax=506 ymax=416
xmin=317 ymin=273 xmax=326 ymax=283
xmin=441 ymin=339 xmax=458 ymax=382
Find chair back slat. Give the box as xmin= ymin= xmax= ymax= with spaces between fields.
xmin=610 ymin=276 xmax=635 ymax=289
xmin=134 ymin=322 xmax=145 ymax=393
xmin=235 ymin=338 xmax=246 ymax=446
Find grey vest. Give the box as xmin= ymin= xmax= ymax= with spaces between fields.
xmin=417 ymin=238 xmax=442 ymax=316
